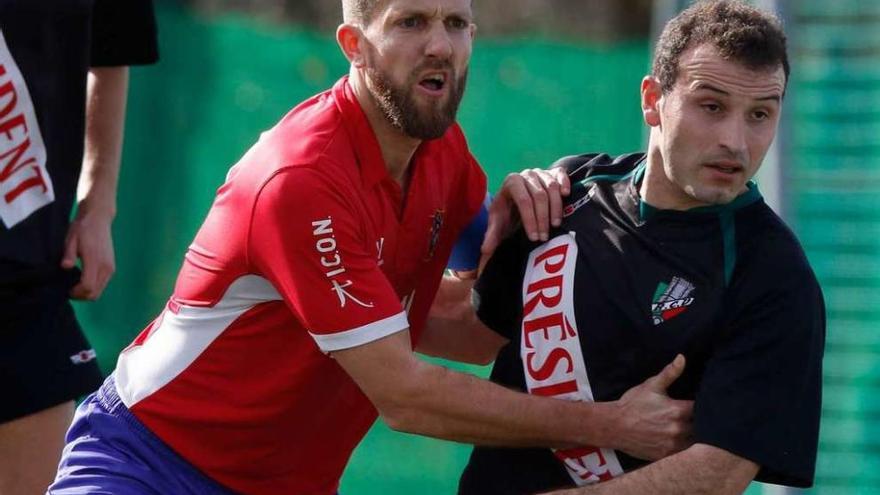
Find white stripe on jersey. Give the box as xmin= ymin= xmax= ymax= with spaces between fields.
xmin=310 ymin=311 xmax=409 ymax=353
xmin=115 ymin=275 xmax=282 ymax=407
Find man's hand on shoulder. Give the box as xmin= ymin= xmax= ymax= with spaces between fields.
xmin=480 ymin=167 xmax=570 ymax=265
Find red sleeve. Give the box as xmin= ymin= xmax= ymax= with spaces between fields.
xmin=248 ymin=167 xmax=407 ymax=352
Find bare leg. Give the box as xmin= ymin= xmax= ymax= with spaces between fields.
xmin=0 ymin=401 xmax=75 ymax=495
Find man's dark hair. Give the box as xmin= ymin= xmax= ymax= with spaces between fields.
xmin=342 ymin=0 xmax=384 ymax=26
xmin=652 ymin=0 xmax=789 ymax=93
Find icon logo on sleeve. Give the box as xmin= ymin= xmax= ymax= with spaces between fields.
xmin=312 ymin=217 xmax=374 ymax=309
xmin=651 ymin=276 xmax=695 ymax=325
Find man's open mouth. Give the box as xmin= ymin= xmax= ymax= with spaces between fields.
xmin=419 ymin=73 xmax=447 ymax=92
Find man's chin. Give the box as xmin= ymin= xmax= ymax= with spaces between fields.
xmin=693 ymin=188 xmax=738 ymax=206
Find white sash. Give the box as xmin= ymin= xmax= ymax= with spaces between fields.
xmin=520 ymin=233 xmax=624 ymax=485
xmin=0 ymin=30 xmax=53 ymax=228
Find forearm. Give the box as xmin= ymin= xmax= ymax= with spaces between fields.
xmin=547 ymin=444 xmax=758 ymax=495
xmin=338 ymin=330 xmax=616 ymax=448
xmin=78 ymin=66 xmax=129 ymax=218
xmin=417 ymin=275 xmax=506 ymax=364
xmin=383 ymin=357 xmax=617 ymax=448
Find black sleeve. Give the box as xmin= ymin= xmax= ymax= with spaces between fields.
xmin=90 ymin=0 xmax=159 ymax=67
xmin=692 ymin=241 xmax=825 ymax=488
xmin=472 ymin=231 xmax=530 ymax=340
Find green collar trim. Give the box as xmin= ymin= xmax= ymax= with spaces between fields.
xmin=639 ymin=181 xmax=762 ymax=221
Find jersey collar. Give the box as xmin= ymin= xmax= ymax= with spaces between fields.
xmin=633 ymin=166 xmax=763 ymax=222
xmin=333 ymin=76 xmax=391 ymax=189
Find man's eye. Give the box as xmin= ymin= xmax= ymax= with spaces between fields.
xmin=702 ymin=103 xmax=721 ymax=113
xmin=447 ymin=18 xmax=468 ymax=30
xmin=752 ymin=110 xmax=770 ymax=121
xmin=399 ymin=17 xmax=423 ymax=28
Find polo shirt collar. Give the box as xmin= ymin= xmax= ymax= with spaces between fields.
xmin=333 ymin=76 xmax=390 ymax=189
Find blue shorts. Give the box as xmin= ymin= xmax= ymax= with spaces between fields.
xmin=48 ymin=375 xmax=237 ymax=495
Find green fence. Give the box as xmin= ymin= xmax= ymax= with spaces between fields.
xmin=787 ymin=0 xmax=880 ymax=493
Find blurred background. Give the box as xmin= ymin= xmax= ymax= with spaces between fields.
xmin=74 ymin=0 xmax=880 ymax=493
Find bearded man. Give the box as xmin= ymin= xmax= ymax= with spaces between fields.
xmin=48 ymin=2 xmax=693 ymax=494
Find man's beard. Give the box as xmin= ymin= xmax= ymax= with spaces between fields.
xmin=365 ymin=62 xmax=468 ymax=140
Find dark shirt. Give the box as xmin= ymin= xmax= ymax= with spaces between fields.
xmin=459 ymin=153 xmax=825 ymax=494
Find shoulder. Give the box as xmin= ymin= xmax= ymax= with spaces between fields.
xmin=264 ymin=90 xmax=354 ymax=167
xmin=737 ymin=204 xmax=816 ymax=280
xmin=551 ymin=152 xmax=645 ymax=183
xmin=230 ymin=92 xmax=358 ymax=195
xmin=730 ymin=203 xmax=823 ymax=313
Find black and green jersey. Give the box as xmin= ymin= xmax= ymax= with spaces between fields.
xmin=459 ymin=153 xmax=825 ymax=494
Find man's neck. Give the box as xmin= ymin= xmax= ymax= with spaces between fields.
xmin=350 ymin=71 xmax=421 ymax=186
xmin=640 ymin=146 xmax=704 ymax=211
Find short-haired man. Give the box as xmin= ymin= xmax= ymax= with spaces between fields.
xmin=458 ymin=1 xmax=825 ymax=494
xmin=48 ymin=1 xmax=692 ymax=494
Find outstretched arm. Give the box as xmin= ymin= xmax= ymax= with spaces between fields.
xmin=334 ymin=334 xmax=692 ymax=459
xmin=61 ymin=66 xmax=129 ymax=300
xmin=543 ymin=443 xmax=758 ymax=495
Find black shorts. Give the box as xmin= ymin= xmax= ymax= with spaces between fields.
xmin=0 ymin=270 xmax=104 ymax=423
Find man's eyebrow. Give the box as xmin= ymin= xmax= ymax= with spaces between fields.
xmin=692 ymin=82 xmax=729 ymax=96
xmin=692 ymin=82 xmax=781 ymax=103
xmin=386 ymin=7 xmax=471 ymax=20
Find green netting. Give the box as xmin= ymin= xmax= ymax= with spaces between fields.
xmin=788 ymin=0 xmax=880 ymax=492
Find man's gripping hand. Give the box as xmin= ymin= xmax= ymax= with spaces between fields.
xmin=61 ymin=204 xmax=115 ymax=300
xmin=610 ymin=354 xmax=694 ymax=461
xmin=480 ymin=167 xmax=571 ymax=264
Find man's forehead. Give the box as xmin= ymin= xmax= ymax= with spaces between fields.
xmin=380 ymin=0 xmax=472 ymax=15
xmin=678 ymin=44 xmax=785 ymax=99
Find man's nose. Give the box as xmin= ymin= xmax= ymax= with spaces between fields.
xmin=718 ymin=116 xmax=748 ymax=156
xmin=424 ymin=22 xmax=453 ymax=60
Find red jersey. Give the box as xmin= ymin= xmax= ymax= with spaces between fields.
xmin=113 ymin=77 xmax=487 ymax=495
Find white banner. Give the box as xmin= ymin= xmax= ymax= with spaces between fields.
xmin=520 ymin=233 xmax=624 ymax=485
xmin=0 ymin=29 xmax=53 ymax=228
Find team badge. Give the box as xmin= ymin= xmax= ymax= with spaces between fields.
xmin=425 ymin=209 xmax=444 ymax=260
xmin=651 ymin=276 xmax=695 ymax=325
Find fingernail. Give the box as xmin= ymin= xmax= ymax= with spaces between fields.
xmin=552 ymin=218 xmax=561 ymax=227
xmin=528 ymin=232 xmax=538 ymax=241
xmin=540 ymin=233 xmax=548 ymax=241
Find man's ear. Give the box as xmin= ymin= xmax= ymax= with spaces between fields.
xmin=337 ymin=23 xmax=366 ymax=67
xmin=641 ymin=76 xmax=663 ymax=127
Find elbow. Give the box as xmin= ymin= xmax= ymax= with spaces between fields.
xmin=380 ymin=403 xmax=422 ymax=433
xmin=372 ymin=370 xmax=435 ymax=434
